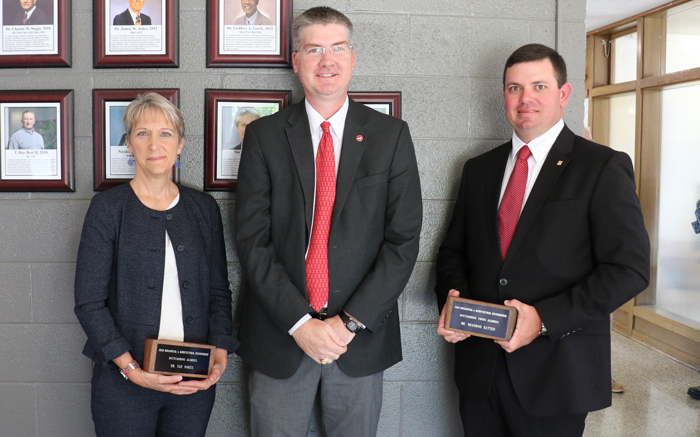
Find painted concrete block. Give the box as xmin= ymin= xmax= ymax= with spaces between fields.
xmin=0 ymin=383 xmax=37 ymax=437
xmin=31 ymin=263 xmax=78 ymax=324
xmin=0 ymin=264 xmax=31 ymax=323
xmin=38 ymin=384 xmax=94 ymax=437
xmin=349 ymin=13 xmax=409 ymax=76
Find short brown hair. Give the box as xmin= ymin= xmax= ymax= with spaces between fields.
xmin=124 ymin=93 xmax=185 ymax=139
xmin=292 ymin=7 xmax=353 ymax=52
xmin=503 ymin=43 xmax=567 ymax=88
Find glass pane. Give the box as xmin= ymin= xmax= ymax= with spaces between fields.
xmin=656 ymin=81 xmax=700 ymax=324
xmin=607 ymin=93 xmax=636 ymax=165
xmin=612 ymin=32 xmax=637 ymax=84
xmin=665 ymin=4 xmax=700 ymax=74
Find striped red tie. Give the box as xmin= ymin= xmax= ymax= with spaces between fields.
xmin=306 ymin=121 xmax=336 ymax=312
xmin=498 ymin=146 xmax=531 ymax=260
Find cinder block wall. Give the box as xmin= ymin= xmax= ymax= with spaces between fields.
xmin=0 ymin=0 xmax=586 ymax=435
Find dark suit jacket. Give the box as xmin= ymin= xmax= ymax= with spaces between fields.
xmin=74 ymin=183 xmax=238 ymax=366
xmin=435 ymin=125 xmax=650 ymax=416
xmin=235 ymin=98 xmax=422 ymax=379
xmin=113 ymin=8 xmax=152 ymax=25
xmin=8 ymin=6 xmax=51 ymax=25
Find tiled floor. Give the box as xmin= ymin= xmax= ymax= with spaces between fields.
xmin=584 ymin=332 xmax=700 ymax=436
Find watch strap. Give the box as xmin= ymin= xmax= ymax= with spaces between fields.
xmin=339 ymin=312 xmax=361 ymax=333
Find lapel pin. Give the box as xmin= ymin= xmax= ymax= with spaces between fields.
xmin=356 ymin=135 xmax=363 ymax=142
xmin=557 ymin=160 xmax=563 ymax=166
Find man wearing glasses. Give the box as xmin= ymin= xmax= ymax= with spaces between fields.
xmin=235 ymin=6 xmax=422 ymax=436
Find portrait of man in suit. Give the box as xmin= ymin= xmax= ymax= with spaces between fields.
xmin=113 ymin=0 xmax=151 ymax=26
xmin=235 ymin=6 xmax=422 ymax=437
xmin=435 ymin=43 xmax=650 ymax=436
xmin=225 ymin=0 xmax=273 ymax=26
xmin=4 ymin=0 xmax=52 ymax=26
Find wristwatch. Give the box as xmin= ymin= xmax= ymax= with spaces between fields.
xmin=120 ymin=360 xmax=139 ymax=380
xmin=339 ymin=312 xmax=362 ymax=334
xmin=538 ymin=322 xmax=549 ymax=336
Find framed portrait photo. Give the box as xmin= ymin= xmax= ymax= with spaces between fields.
xmin=349 ymin=92 xmax=402 ymax=119
xmin=204 ymin=89 xmax=291 ymax=191
xmin=0 ymin=90 xmax=74 ymax=192
xmin=206 ymin=0 xmax=291 ymax=68
xmin=93 ymin=0 xmax=178 ymax=68
xmin=0 ymin=0 xmax=71 ymax=68
xmin=93 ymin=89 xmax=180 ymax=191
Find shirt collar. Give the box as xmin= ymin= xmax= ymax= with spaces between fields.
xmin=128 ymin=7 xmax=141 ymax=21
xmin=305 ymin=96 xmax=349 ymax=140
xmin=245 ymin=10 xmax=260 ymax=24
xmin=511 ymin=119 xmax=565 ymax=164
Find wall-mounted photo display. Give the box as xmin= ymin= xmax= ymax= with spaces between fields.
xmin=93 ymin=0 xmax=178 ymax=68
xmin=0 ymin=90 xmax=74 ymax=191
xmin=348 ymin=92 xmax=402 ymax=119
xmin=204 ymin=89 xmax=291 ymax=190
xmin=93 ymin=89 xmax=180 ymax=191
xmin=206 ymin=0 xmax=291 ymax=68
xmin=0 ymin=0 xmax=71 ymax=67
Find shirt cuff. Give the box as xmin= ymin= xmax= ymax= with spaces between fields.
xmin=289 ymin=313 xmax=312 ymax=335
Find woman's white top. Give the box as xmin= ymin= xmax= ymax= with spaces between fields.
xmin=157 ymin=194 xmax=185 ymax=342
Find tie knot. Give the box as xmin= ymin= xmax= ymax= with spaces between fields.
xmin=517 ymin=145 xmax=532 ymax=161
xmin=321 ymin=121 xmax=331 ymax=134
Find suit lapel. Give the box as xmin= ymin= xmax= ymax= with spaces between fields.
xmin=285 ymin=102 xmax=316 ymax=235
xmin=503 ymin=126 xmax=574 ymax=266
xmin=331 ymin=99 xmax=367 ymax=227
xmin=486 ymin=143 xmax=512 ymax=263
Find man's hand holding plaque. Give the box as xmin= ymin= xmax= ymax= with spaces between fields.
xmin=438 ymin=290 xmax=518 ymax=342
xmin=437 ymin=290 xmax=472 ymax=343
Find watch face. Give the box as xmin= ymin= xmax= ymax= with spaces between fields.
xmin=347 ymin=320 xmax=359 ymax=332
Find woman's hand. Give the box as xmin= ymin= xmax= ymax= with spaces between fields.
xmin=128 ymin=369 xmax=198 ymax=396
xmin=113 ymin=351 xmax=196 ymax=396
xmin=177 ymin=348 xmax=228 ymax=391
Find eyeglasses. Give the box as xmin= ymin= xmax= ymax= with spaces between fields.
xmin=298 ymin=44 xmax=353 ymax=58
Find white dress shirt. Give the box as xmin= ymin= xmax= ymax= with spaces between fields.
xmin=157 ymin=194 xmax=185 ymax=342
xmin=498 ymin=119 xmax=565 ymax=213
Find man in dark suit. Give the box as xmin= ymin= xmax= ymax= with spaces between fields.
xmin=435 ymin=43 xmax=650 ymax=436
xmin=7 ymin=0 xmax=51 ymax=25
xmin=113 ymin=0 xmax=151 ymax=26
xmin=235 ymin=6 xmax=422 ymax=436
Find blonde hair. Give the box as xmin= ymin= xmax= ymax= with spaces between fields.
xmin=124 ymin=93 xmax=185 ymax=139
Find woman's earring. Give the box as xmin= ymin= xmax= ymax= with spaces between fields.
xmin=175 ymin=154 xmax=182 ymax=169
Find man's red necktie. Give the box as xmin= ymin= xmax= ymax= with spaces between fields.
xmin=498 ymin=145 xmax=531 ymax=260
xmin=306 ymin=121 xmax=335 ymax=312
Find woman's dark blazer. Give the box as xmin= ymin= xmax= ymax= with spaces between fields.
xmin=74 ymin=183 xmax=238 ymax=366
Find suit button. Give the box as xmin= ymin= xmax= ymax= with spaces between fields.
xmin=176 ymin=245 xmax=184 ymax=252
xmin=186 ymin=316 xmax=194 ymax=324
xmin=499 ymin=278 xmax=508 ymax=286
xmin=182 ymin=281 xmax=190 ymax=289
xmin=166 ymin=214 xmax=173 ymax=221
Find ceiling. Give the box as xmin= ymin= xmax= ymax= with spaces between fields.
xmin=586 ymin=0 xmax=671 ymax=31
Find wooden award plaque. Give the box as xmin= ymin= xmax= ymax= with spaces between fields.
xmin=445 ymin=297 xmax=518 ymax=341
xmin=143 ymin=339 xmax=216 ymax=379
